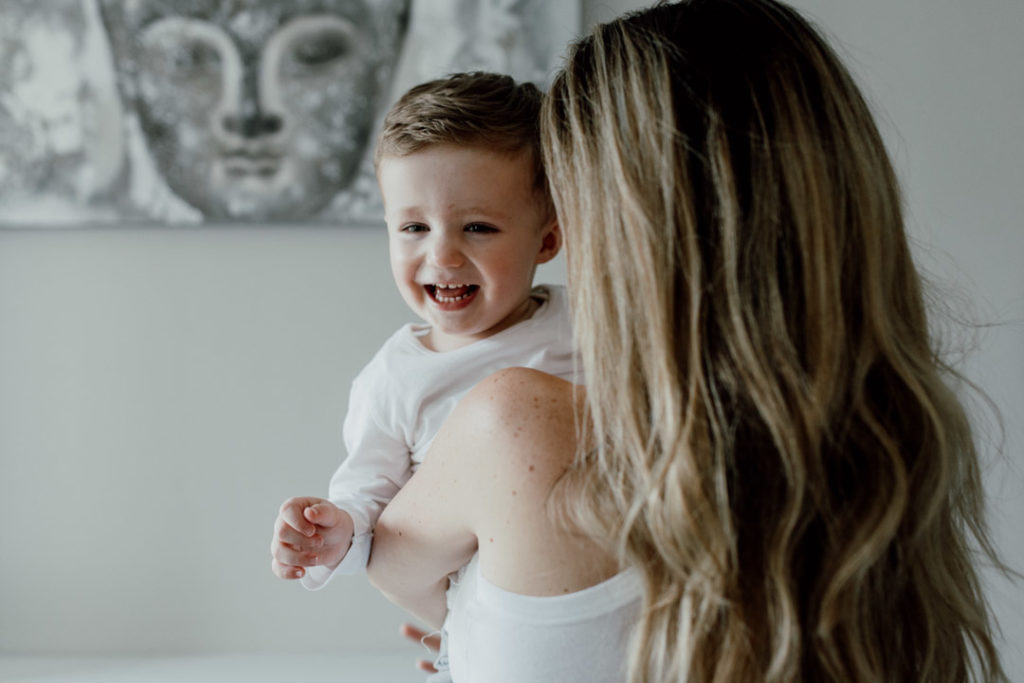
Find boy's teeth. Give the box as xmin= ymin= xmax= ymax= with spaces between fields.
xmin=430 ymin=283 xmax=476 ymax=302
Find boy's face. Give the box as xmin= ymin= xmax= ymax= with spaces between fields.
xmin=380 ymin=145 xmax=560 ymax=352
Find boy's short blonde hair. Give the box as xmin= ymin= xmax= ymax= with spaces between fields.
xmin=375 ymin=72 xmax=551 ymax=212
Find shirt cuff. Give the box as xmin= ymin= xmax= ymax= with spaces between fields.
xmin=299 ymin=532 xmax=372 ymax=591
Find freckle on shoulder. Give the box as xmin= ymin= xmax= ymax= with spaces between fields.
xmin=471 ymin=368 xmax=571 ymax=412
xmin=458 ymin=368 xmax=577 ymax=462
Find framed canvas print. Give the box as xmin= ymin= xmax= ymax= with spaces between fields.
xmin=0 ymin=0 xmax=580 ymax=227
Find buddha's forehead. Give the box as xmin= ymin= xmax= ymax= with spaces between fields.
xmin=120 ymin=0 xmax=399 ymax=43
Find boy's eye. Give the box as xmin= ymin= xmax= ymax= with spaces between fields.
xmin=465 ymin=223 xmax=497 ymax=233
xmin=401 ymin=224 xmax=428 ymax=233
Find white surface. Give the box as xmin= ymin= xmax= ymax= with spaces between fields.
xmin=0 ymin=654 xmax=424 ymax=683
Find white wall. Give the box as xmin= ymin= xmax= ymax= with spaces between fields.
xmin=1 ymin=0 xmax=1021 ymax=677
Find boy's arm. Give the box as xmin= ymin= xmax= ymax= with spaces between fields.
xmin=300 ymin=378 xmax=413 ymax=589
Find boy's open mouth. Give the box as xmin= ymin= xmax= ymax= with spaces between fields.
xmin=425 ymin=283 xmax=479 ymax=304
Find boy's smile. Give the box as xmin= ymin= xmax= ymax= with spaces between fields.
xmin=379 ymin=144 xmax=560 ymax=352
xmin=426 ymin=283 xmax=478 ymax=306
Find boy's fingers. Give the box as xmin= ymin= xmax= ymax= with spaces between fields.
xmin=270 ymin=558 xmax=305 ymax=580
xmin=399 ymin=623 xmax=440 ymax=673
xmin=275 ymin=522 xmax=319 ymax=549
xmin=279 ymin=497 xmax=319 ymax=536
xmin=304 ymin=502 xmax=341 ymax=528
xmin=400 ymin=623 xmax=441 ymax=651
xmin=272 ymin=541 xmax=320 ymax=568
xmin=400 ymin=623 xmax=425 ymax=642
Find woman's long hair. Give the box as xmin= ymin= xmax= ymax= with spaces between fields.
xmin=541 ymin=1 xmax=1005 ymax=680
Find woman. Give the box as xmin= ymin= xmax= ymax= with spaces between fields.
xmin=368 ymin=1 xmax=1005 ymax=680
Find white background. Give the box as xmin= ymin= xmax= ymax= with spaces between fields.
xmin=1 ymin=0 xmax=1021 ymax=679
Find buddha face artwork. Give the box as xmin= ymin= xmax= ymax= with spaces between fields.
xmin=98 ymin=0 xmax=410 ymax=221
xmin=0 ymin=0 xmax=579 ymax=226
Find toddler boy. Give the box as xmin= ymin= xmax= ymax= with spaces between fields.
xmin=270 ymin=72 xmax=574 ymax=676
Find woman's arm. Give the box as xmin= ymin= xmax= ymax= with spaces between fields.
xmin=364 ymin=401 xmax=480 ymax=627
xmin=366 ymin=369 xmax=522 ymax=627
xmin=366 ymin=368 xmax=606 ymax=628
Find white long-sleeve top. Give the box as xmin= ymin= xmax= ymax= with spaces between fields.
xmin=302 ymin=285 xmax=577 ymax=589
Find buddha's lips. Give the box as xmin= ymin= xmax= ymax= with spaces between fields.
xmin=221 ymin=154 xmax=281 ymax=178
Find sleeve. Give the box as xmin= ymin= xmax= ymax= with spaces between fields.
xmin=301 ymin=373 xmax=413 ymax=590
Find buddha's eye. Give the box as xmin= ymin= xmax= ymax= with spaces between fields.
xmin=290 ymin=30 xmax=350 ymax=67
xmin=275 ymin=15 xmax=360 ymax=76
xmin=140 ymin=18 xmax=226 ymax=81
xmin=167 ymin=40 xmax=221 ymax=73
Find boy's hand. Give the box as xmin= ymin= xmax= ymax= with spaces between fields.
xmin=270 ymin=497 xmax=353 ymax=580
xmin=400 ymin=623 xmax=440 ymax=673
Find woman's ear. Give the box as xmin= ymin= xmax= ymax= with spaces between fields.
xmin=535 ymin=218 xmax=562 ymax=265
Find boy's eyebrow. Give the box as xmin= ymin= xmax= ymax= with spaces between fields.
xmin=386 ymin=205 xmax=513 ymax=223
xmin=459 ymin=206 xmax=510 ymax=220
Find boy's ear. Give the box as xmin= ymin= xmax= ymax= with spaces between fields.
xmin=535 ymin=218 xmax=562 ymax=265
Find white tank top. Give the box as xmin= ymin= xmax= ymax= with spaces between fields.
xmin=446 ymin=553 xmax=642 ymax=682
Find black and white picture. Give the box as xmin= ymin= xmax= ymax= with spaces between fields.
xmin=0 ymin=0 xmax=580 ymax=226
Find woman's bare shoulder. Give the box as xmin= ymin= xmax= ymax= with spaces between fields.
xmin=467 ymin=366 xmax=579 ymax=405
xmin=445 ymin=369 xmax=615 ymax=595
xmin=454 ymin=367 xmax=582 ymax=478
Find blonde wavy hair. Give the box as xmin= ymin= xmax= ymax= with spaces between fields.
xmin=541 ymin=1 xmax=1005 ymax=680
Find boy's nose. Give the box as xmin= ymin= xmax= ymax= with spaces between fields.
xmin=429 ymin=236 xmax=465 ymax=269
